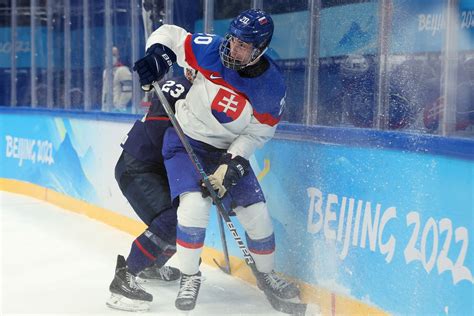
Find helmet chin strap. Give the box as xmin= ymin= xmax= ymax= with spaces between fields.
xmin=243 ymin=47 xmax=268 ymax=68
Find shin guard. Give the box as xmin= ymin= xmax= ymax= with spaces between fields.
xmin=176 ymin=224 xmax=206 ymax=275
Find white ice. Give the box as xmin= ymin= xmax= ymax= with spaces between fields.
xmin=1 ymin=191 xmax=283 ymax=315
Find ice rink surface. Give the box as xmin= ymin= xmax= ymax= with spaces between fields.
xmin=1 ymin=191 xmax=283 ymax=315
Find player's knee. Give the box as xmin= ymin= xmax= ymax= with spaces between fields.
xmin=235 ymin=202 xmax=273 ymax=240
xmin=178 ymin=192 xmax=211 ymax=228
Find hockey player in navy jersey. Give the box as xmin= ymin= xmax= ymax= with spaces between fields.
xmin=106 ymin=70 xmax=196 ymax=312
xmin=133 ymin=9 xmax=300 ymax=312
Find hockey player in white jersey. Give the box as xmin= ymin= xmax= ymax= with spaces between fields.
xmin=133 ymin=8 xmax=300 ymax=312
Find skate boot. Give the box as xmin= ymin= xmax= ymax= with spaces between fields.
xmin=106 ymin=255 xmax=153 ymax=312
xmin=257 ymin=270 xmax=300 ymax=300
xmin=138 ymin=263 xmax=181 ymax=282
xmin=175 ymin=271 xmax=202 ymax=311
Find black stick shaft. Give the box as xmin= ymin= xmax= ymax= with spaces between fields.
xmin=216 ymin=212 xmax=232 ymax=274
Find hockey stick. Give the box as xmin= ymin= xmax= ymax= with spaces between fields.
xmin=152 ymin=81 xmax=307 ymax=315
xmin=213 ymin=214 xmax=232 ymax=274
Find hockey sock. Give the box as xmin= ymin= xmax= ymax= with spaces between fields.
xmin=176 ymin=224 xmax=206 ymax=275
xmin=127 ymin=229 xmax=175 ymax=275
xmin=148 ymin=208 xmax=177 ymax=245
xmin=246 ymin=232 xmax=275 ymax=273
xmin=149 ymin=208 xmax=178 ymax=267
xmin=154 ymin=247 xmax=176 ymax=268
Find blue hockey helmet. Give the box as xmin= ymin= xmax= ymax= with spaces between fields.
xmin=219 ymin=9 xmax=274 ymax=70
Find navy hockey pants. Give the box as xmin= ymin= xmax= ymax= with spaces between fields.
xmin=114 ymin=151 xmax=177 ymax=244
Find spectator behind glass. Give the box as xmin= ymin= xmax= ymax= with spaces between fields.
xmin=102 ymin=46 xmax=133 ymax=112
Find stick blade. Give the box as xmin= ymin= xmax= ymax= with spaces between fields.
xmin=263 ymin=289 xmax=307 ymax=315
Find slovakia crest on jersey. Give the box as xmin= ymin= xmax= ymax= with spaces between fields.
xmin=211 ymin=88 xmax=246 ymax=123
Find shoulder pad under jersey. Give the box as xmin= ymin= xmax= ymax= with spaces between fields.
xmin=184 ymin=33 xmax=224 ymax=73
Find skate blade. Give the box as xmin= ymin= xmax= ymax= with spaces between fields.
xmin=106 ymin=293 xmax=151 ymax=312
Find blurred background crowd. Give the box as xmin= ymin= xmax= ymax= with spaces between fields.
xmin=1 ymin=0 xmax=473 ymax=138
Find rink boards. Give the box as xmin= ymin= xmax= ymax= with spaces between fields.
xmin=0 ymin=109 xmax=473 ymax=315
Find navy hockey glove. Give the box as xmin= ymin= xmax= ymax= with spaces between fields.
xmin=133 ymin=44 xmax=176 ymax=91
xmin=202 ymin=153 xmax=250 ymax=198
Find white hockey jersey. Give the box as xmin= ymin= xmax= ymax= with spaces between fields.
xmin=146 ymin=25 xmax=286 ymax=159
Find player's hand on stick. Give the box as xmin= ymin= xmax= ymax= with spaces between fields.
xmin=202 ymin=153 xmax=250 ymax=198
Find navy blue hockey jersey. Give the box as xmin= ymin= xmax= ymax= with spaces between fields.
xmin=121 ymin=77 xmax=192 ymax=164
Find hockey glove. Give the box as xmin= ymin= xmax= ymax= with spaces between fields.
xmin=133 ymin=44 xmax=176 ymax=92
xmin=202 ymin=153 xmax=250 ymax=198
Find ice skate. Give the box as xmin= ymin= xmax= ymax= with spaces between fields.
xmin=175 ymin=271 xmax=202 ymax=311
xmin=106 ymin=255 xmax=153 ymax=312
xmin=138 ymin=263 xmax=181 ymax=282
xmin=257 ymin=270 xmax=300 ymax=300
